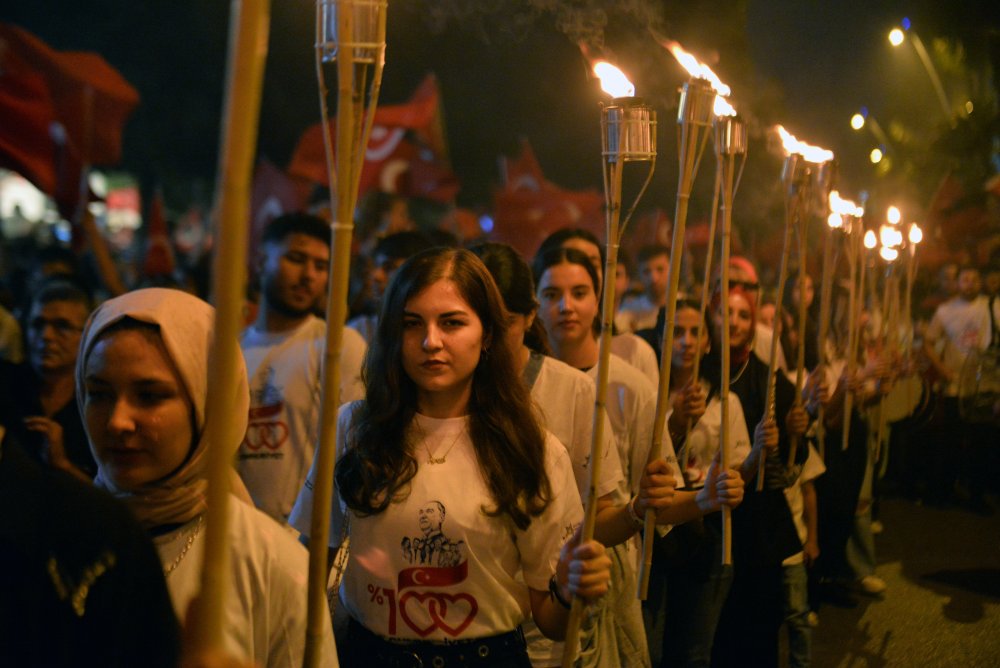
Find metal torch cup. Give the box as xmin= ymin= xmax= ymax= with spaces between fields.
xmin=603 ymin=97 xmax=657 ymax=163
xmin=317 ymin=0 xmax=387 ymax=63
xmin=715 ymin=115 xmax=748 ymax=156
xmin=677 ymin=78 xmax=716 ymax=127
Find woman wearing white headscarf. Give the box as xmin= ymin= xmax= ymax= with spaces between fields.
xmin=76 ymin=288 xmax=336 ymax=667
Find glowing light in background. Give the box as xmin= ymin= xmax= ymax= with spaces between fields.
xmin=887 ymin=206 xmax=901 ymax=225
xmin=889 ymin=28 xmax=905 ymax=47
xmin=870 ymin=148 xmax=884 ymax=164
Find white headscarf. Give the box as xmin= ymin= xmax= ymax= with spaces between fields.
xmin=76 ymin=288 xmax=250 ymax=529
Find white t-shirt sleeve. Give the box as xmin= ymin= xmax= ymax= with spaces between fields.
xmin=515 ymin=436 xmax=584 ymax=592
xmin=337 ymin=327 xmax=368 ymax=404
xmin=288 ymin=402 xmax=355 ymax=546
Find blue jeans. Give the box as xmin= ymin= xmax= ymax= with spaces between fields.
xmin=644 ymin=521 xmax=733 ymax=668
xmin=783 ymin=562 xmax=811 ymax=668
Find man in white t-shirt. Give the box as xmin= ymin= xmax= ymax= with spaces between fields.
xmin=238 ymin=213 xmax=367 ymax=524
xmin=922 ymin=266 xmax=994 ymax=510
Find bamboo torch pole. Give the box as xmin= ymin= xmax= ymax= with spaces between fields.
xmin=195 ymin=0 xmax=270 ymax=653
xmin=788 ymin=191 xmax=810 ymax=469
xmin=844 ymin=229 xmax=875 ymax=449
xmin=813 ymin=170 xmax=839 ymax=460
xmin=758 ymin=180 xmax=796 ymax=491
xmin=562 ymin=80 xmax=656 ymax=668
xmin=714 ymin=109 xmax=746 ymax=565
xmin=305 ymin=2 xmax=386 ymax=665
xmin=841 ymin=218 xmax=860 ymax=452
xmin=677 ymin=167 xmax=721 ymax=484
xmin=638 ymin=77 xmax=715 ymax=599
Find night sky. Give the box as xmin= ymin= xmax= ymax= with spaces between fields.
xmin=4 ymin=1 xmax=998 ymax=221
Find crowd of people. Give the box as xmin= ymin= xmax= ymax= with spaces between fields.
xmin=2 ymin=196 xmax=999 ymax=667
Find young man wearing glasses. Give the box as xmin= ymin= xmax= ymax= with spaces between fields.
xmin=12 ymin=280 xmax=95 ymax=481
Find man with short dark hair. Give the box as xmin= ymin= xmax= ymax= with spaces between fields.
xmin=348 ymin=230 xmax=433 ymax=343
xmin=237 ymin=212 xmax=367 ymax=524
xmin=618 ymin=244 xmax=670 ymax=332
xmin=10 ymin=281 xmax=94 ymax=481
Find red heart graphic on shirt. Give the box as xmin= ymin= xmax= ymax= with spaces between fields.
xmin=241 ymin=420 xmax=288 ymax=450
xmin=399 ymin=591 xmax=478 ymax=638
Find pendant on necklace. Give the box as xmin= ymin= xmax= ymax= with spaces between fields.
xmin=427 ymin=455 xmax=447 ymax=465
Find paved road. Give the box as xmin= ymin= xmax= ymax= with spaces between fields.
xmin=809 ymin=497 xmax=1000 ymax=667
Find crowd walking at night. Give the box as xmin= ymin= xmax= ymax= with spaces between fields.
xmin=4 ymin=196 xmax=999 ymax=667
xmin=3 ymin=4 xmax=1000 ymax=666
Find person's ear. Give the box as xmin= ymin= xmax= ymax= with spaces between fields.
xmin=526 ymin=308 xmax=537 ymax=330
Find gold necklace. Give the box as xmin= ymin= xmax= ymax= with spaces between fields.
xmin=163 ymin=515 xmax=204 ymax=577
xmin=422 ymin=427 xmax=466 ymax=465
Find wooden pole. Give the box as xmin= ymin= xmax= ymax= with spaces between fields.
xmin=638 ymin=78 xmax=713 ymax=598
xmin=758 ymin=182 xmax=797 ymax=492
xmin=196 ymin=0 xmax=270 ymax=653
xmin=842 ymin=222 xmax=860 ymax=451
xmin=561 ymin=150 xmax=623 ymax=668
xmin=677 ymin=169 xmax=722 ymax=484
xmin=815 ymin=218 xmax=836 ymax=458
xmin=787 ymin=200 xmax=809 ymax=468
xmin=717 ymin=148 xmax=737 ymax=566
xmin=305 ymin=2 xmax=386 ymax=665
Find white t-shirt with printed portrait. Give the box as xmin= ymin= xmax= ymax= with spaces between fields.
xmin=290 ymin=405 xmax=583 ymax=641
xmin=238 ymin=315 xmax=366 ymax=523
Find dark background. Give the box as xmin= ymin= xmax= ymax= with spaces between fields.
xmin=4 ymin=1 xmax=998 ymax=230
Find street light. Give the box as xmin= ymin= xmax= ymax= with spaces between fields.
xmin=851 ymin=113 xmax=866 ymax=130
xmin=888 ymin=19 xmax=953 ymax=125
xmin=870 ymin=147 xmax=884 ymax=164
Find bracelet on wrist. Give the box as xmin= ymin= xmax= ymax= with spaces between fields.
xmin=549 ymin=575 xmax=572 ymax=610
xmin=626 ymin=495 xmax=645 ymax=527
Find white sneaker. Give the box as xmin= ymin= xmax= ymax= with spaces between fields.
xmin=858 ymin=575 xmax=887 ymax=595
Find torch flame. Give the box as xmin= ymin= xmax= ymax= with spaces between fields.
xmin=829 ymin=190 xmax=860 ymax=216
xmin=864 ymin=230 xmax=878 ymax=249
xmin=713 ymin=95 xmax=736 ymax=117
xmin=879 ymin=224 xmax=903 ymax=248
xmin=664 ymin=40 xmax=731 ymax=96
xmin=593 ymin=61 xmax=635 ymax=98
xmin=880 ymin=246 xmax=899 ymax=262
xmin=908 ymin=223 xmax=923 ymax=244
xmin=887 ymin=206 xmax=901 ymax=225
xmin=827 ymin=212 xmax=844 ymax=229
xmin=775 ymin=125 xmax=834 ymax=163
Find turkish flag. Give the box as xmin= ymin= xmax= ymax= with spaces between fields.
xmin=0 ymin=23 xmax=139 ymax=166
xmin=287 ymin=74 xmax=458 ymax=203
xmin=492 ymin=139 xmax=604 ymax=258
xmin=142 ymin=190 xmax=176 ymax=278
